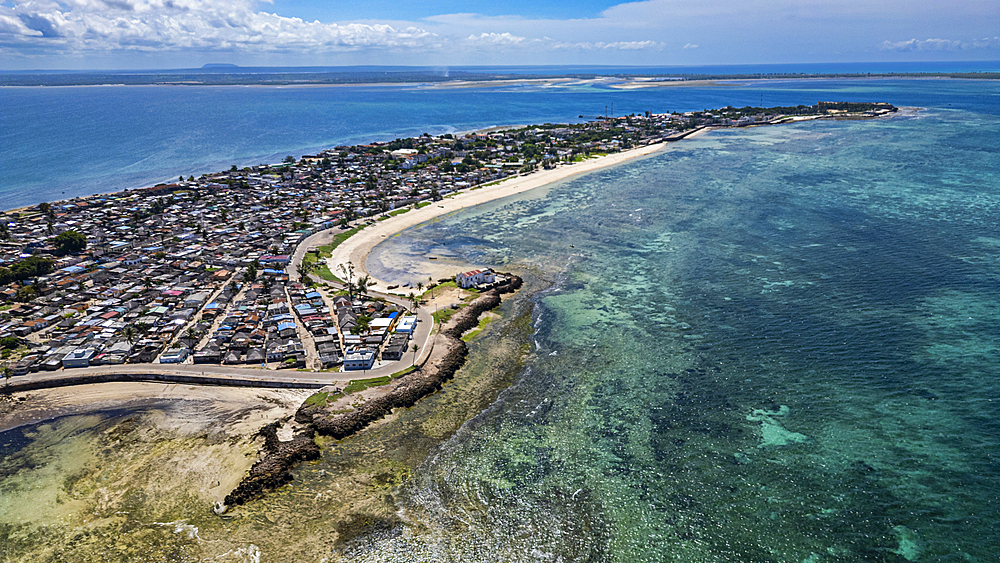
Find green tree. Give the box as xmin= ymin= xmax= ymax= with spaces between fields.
xmin=356 ymin=274 xmax=372 ymax=299
xmin=123 ymin=325 xmax=137 ymax=347
xmin=244 ymin=261 xmax=258 ymax=283
xmin=52 ymin=230 xmax=86 ymax=255
xmin=184 ymin=327 xmax=200 ymax=349
xmin=338 ymin=262 xmax=356 ymax=298
xmin=411 ymin=343 xmax=419 ymax=366
xmin=38 ymin=202 xmax=55 ymax=221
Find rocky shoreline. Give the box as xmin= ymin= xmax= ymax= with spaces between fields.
xmin=222 ymin=275 xmax=524 ymax=508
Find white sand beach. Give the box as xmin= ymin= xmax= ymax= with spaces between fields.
xmin=327 ymin=139 xmax=692 ymax=293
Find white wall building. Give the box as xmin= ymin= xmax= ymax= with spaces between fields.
xmin=456 ymin=269 xmax=495 ymax=289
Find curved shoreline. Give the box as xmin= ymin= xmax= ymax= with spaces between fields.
xmin=326 ymin=138 xmax=693 ymax=293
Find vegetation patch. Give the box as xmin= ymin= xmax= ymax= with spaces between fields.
xmin=390 ymin=366 xmax=416 ymax=379
xmin=432 ymin=307 xmax=461 ymax=325
xmin=330 ymin=226 xmax=362 ymax=250
xmin=314 ymin=263 xmax=338 ymax=282
xmin=461 ymin=316 xmax=494 ymax=342
xmin=344 ymin=376 xmax=392 ymax=394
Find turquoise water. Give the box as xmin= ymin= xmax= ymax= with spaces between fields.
xmin=2 ymin=78 xmax=999 ymax=561
xmin=364 ymin=105 xmax=1000 ymax=561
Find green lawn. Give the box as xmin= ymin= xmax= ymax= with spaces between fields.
xmin=303 ymin=391 xmax=338 ymax=407
xmin=344 ymin=375 xmax=392 ymax=394
xmin=461 ymin=316 xmax=493 ymax=342
xmin=330 ymin=226 xmax=363 ymax=250
xmin=390 ymin=365 xmax=417 ymax=379
xmin=432 ymin=307 xmax=461 ymax=325
xmin=314 ymin=263 xmax=339 ymax=282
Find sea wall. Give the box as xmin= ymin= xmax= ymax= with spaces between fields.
xmin=222 ymin=420 xmax=321 ymax=508
xmin=299 ymin=275 xmax=522 ymax=439
xmin=225 ymin=275 xmax=523 ymax=507
xmin=1 ymin=371 xmax=328 ymax=394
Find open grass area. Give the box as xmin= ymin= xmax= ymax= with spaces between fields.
xmin=416 ymin=202 xmax=432 ymax=209
xmin=390 ymin=365 xmax=416 ymax=379
xmin=432 ymin=306 xmax=461 ymax=325
xmin=330 ymin=226 xmax=362 ymax=250
xmin=315 ymin=263 xmax=339 ymax=282
xmin=303 ymin=391 xmax=335 ymax=407
xmin=344 ymin=375 xmax=392 ymax=394
xmin=461 ymin=316 xmax=493 ymax=342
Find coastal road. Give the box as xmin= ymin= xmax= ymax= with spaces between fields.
xmin=3 ymin=363 xmax=350 ymax=393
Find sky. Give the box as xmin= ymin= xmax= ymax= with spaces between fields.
xmin=0 ymin=0 xmax=997 ymax=70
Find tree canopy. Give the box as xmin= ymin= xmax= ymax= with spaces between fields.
xmin=0 ymin=256 xmax=54 ymax=286
xmin=52 ymin=230 xmax=86 ymax=255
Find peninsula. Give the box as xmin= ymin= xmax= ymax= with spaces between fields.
xmin=0 ymin=101 xmax=896 ymax=391
xmin=0 ymin=100 xmax=899 ymax=507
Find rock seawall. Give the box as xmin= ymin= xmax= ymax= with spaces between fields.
xmin=222 ymin=420 xmax=321 ymax=507
xmin=224 ymin=275 xmax=522 ymax=507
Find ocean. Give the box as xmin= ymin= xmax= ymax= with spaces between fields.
xmin=1 ymin=76 xmax=999 ymax=561
xmin=2 ymin=70 xmax=998 ymax=209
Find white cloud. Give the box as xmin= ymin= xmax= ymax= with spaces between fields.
xmin=970 ymin=36 xmax=1000 ymax=49
xmin=878 ymin=38 xmax=962 ymax=51
xmin=467 ymin=32 xmax=525 ymax=45
xmin=552 ymin=40 xmax=660 ymax=51
xmin=878 ymin=36 xmax=1000 ymax=51
xmin=3 ymin=0 xmax=998 ymax=66
xmin=0 ymin=0 xmax=440 ymax=53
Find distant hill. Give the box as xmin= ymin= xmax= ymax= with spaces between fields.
xmin=202 ymin=63 xmax=240 ymax=69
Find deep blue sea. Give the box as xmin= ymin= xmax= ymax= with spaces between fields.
xmin=1 ymin=74 xmax=999 ymax=562
xmin=1 ymin=69 xmax=998 ymax=209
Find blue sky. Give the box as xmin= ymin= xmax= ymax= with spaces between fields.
xmin=1 ymin=0 xmax=997 ymax=70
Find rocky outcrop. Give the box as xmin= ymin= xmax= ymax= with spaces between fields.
xmin=224 ymin=274 xmax=522 ymax=507
xmin=306 ymin=275 xmax=520 ymax=440
xmin=222 ymin=420 xmax=321 ymax=507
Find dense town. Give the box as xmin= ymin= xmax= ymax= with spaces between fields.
xmin=0 ymin=102 xmax=896 ymax=379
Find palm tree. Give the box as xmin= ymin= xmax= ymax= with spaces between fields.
xmin=411 ymin=344 xmax=419 ymax=366
xmin=338 ymin=262 xmax=356 ymax=298
xmin=407 ymin=292 xmax=417 ymax=313
xmin=123 ymin=325 xmax=137 ymax=347
xmin=357 ymin=274 xmax=372 ymax=299
xmin=184 ymin=327 xmax=199 ymax=349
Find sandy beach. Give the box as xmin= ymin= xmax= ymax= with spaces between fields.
xmin=0 ymin=382 xmax=312 ymax=433
xmin=327 ymin=138 xmax=693 ymax=293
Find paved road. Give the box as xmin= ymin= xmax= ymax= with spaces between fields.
xmin=3 ymin=222 xmax=437 ymax=394
xmin=4 ymin=362 xmax=348 ymax=392
xmin=290 ymin=222 xmax=437 ymax=368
